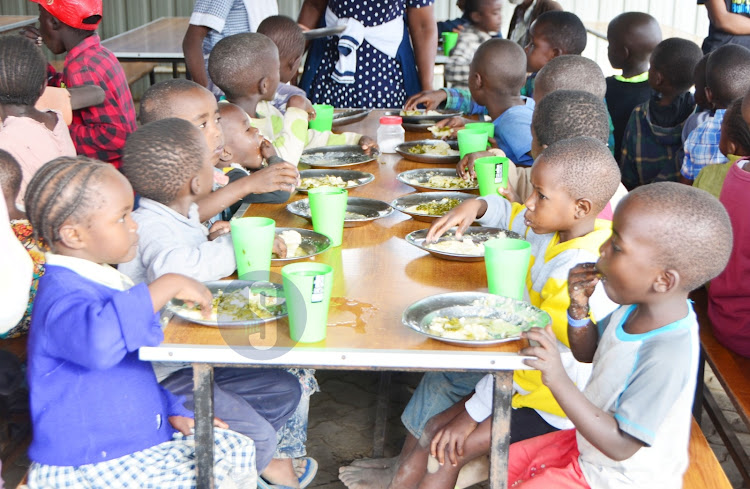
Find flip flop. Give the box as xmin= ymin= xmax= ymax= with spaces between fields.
xmin=256 ymin=457 xmax=317 ymax=489
xmin=295 ymin=457 xmax=318 ymax=489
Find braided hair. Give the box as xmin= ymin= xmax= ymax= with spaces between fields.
xmin=24 ymin=156 xmax=111 ymax=248
xmin=0 ymin=36 xmax=47 ymax=106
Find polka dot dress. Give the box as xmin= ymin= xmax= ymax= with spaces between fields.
xmin=310 ymin=0 xmax=433 ymax=108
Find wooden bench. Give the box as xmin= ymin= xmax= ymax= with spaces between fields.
xmin=50 ymin=60 xmax=157 ymax=87
xmin=684 ymin=417 xmax=733 ymax=488
xmin=692 ymin=286 xmax=750 ymax=487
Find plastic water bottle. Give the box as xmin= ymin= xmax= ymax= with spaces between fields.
xmin=377 ymin=116 xmax=405 ymax=153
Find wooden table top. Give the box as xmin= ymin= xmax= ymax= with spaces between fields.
xmin=0 ymin=15 xmax=35 ymax=33
xmin=101 ymin=17 xmax=188 ymax=61
xmin=140 ymin=110 xmax=531 ymax=371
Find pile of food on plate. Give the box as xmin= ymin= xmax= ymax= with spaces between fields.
xmin=405 ymin=197 xmax=461 ymax=215
xmin=274 ymin=230 xmax=306 ymax=258
xmin=178 ymin=287 xmax=284 ymax=321
xmin=299 ymin=175 xmax=358 ymax=190
xmin=427 ymin=315 xmax=525 ymax=340
xmin=407 ymin=141 xmax=459 ymax=156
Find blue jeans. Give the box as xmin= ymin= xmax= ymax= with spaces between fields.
xmin=274 ymin=368 xmax=318 ymax=459
xmin=161 ymin=367 xmax=301 ymax=471
xmin=401 ymin=372 xmax=484 ymax=439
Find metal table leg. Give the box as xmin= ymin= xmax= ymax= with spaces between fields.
xmin=193 ymin=363 xmax=215 ymax=489
xmin=372 ymin=371 xmax=392 ymax=458
xmin=489 ymin=371 xmax=513 ymax=489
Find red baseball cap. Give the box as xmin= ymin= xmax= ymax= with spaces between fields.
xmin=31 ymin=0 xmax=102 ymax=31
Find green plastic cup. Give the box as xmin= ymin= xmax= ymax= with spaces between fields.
xmin=282 ymin=262 xmax=333 ymax=343
xmin=465 ymin=122 xmax=495 ymax=140
xmin=442 ymin=32 xmax=458 ymax=56
xmin=230 ymin=217 xmax=275 ymax=281
xmin=457 ymin=128 xmax=489 ymax=159
xmin=308 ymin=187 xmax=348 ymax=247
xmin=309 ymin=104 xmax=334 ymax=131
xmin=484 ymin=238 xmax=531 ymax=301
xmin=474 ymin=156 xmax=510 ymax=196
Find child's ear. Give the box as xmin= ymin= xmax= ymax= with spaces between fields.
xmin=189 ymin=175 xmax=202 ymax=195
xmin=574 ymin=198 xmax=593 ymax=219
xmin=469 ymin=10 xmax=481 ymax=24
xmin=258 ymin=76 xmax=270 ymax=96
xmin=651 ymin=70 xmax=665 ymax=91
xmin=58 ymin=223 xmax=86 ymax=250
xmin=219 ymin=147 xmax=233 ymax=163
xmin=704 ymin=86 xmax=714 ymax=108
xmin=653 ymin=269 xmax=680 ymax=294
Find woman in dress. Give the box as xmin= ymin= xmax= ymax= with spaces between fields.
xmin=298 ymin=0 xmax=437 ymax=108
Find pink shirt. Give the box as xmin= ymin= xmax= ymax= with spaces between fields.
xmin=0 ymin=111 xmax=76 ymax=209
xmin=709 ymin=161 xmax=750 ymax=357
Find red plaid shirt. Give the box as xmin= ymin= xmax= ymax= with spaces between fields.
xmin=48 ymin=34 xmax=137 ymax=168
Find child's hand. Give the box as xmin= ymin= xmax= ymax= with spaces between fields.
xmin=425 ymin=198 xmax=487 ymax=243
xmin=456 ymin=150 xmax=494 ymax=180
xmin=567 ymin=263 xmax=600 ymax=319
xmin=288 ymin=95 xmax=316 ymax=120
xmin=168 ymin=415 xmax=229 ymax=436
xmin=171 ymin=277 xmax=213 ymax=319
xmin=430 ymin=409 xmax=478 ymax=466
xmin=208 ymin=221 xmax=231 ymax=241
xmin=521 ymin=325 xmax=568 ymax=387
xmin=19 ymin=26 xmax=43 ymax=46
xmin=273 ymin=235 xmax=288 ymax=258
xmin=260 ymin=138 xmax=277 ymax=161
xmin=497 ymin=180 xmax=521 ymax=204
xmin=359 ymin=136 xmax=378 ymax=154
xmin=246 ymin=162 xmax=299 ymax=193
xmin=404 ymin=89 xmax=447 ymax=111
xmin=434 ymin=116 xmax=471 ymax=134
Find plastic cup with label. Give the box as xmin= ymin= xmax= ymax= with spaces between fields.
xmin=474 ymin=156 xmax=509 ymax=196
xmin=282 ymin=262 xmax=334 ymax=343
xmin=377 ymin=115 xmax=405 ymax=153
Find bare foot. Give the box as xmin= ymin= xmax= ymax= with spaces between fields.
xmin=349 ymin=456 xmax=399 ymax=469
xmin=455 ymin=456 xmax=489 ymax=489
xmin=338 ymin=464 xmax=395 ymax=489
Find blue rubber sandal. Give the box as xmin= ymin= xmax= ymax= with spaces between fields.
xmin=257 ymin=457 xmax=317 ymax=489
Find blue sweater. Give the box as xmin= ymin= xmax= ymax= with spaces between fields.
xmin=27 ymin=265 xmax=192 ymax=466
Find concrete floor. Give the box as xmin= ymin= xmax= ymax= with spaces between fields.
xmin=1 ymin=368 xmax=747 ymax=488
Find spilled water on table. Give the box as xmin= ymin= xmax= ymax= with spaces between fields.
xmin=327 ymin=297 xmax=378 ymax=334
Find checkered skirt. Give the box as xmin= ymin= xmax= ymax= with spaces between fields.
xmin=27 ymin=428 xmax=256 ymax=489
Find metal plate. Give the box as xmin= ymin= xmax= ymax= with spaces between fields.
xmin=395 ymin=140 xmax=460 ymax=164
xmin=332 ymin=108 xmax=372 ymax=127
xmin=297 ymin=169 xmax=375 ymax=192
xmin=272 ymin=228 xmax=332 ymax=264
xmin=391 ymin=191 xmax=475 ymax=222
xmin=302 ymin=25 xmax=346 ymax=40
xmin=299 ymin=145 xmax=378 ymax=168
xmin=167 ymin=280 xmax=287 ymax=328
xmin=405 ymin=227 xmax=524 ymax=262
xmin=397 ymin=168 xmax=477 ymax=192
xmin=403 ymin=292 xmax=551 ymax=346
xmin=383 ymin=109 xmax=461 ymax=124
xmin=287 ymin=197 xmax=394 ymax=227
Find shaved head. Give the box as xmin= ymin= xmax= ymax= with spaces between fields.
xmin=472 ymin=38 xmax=527 ymax=93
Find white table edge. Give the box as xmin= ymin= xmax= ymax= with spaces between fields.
xmin=139 ymin=344 xmax=534 ymax=371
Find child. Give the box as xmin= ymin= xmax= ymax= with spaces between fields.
xmin=257 ymin=15 xmax=310 ymax=114
xmin=708 ymin=105 xmax=750 ymax=357
xmin=681 ymin=54 xmax=710 ymax=143
xmin=438 ymin=0 xmax=470 ymax=35
xmin=23 ymin=156 xmax=257 ymax=488
xmin=139 ymin=79 xmax=300 ymax=223
xmin=118 ymin=118 xmax=306 ymax=489
xmin=694 ymin=99 xmax=750 ymax=199
xmin=182 ymin=0 xmax=277 ymax=98
xmin=444 ymin=0 xmax=503 ymax=89
xmin=408 ymin=39 xmax=536 ymax=166
xmin=507 ymin=182 xmax=732 ymax=489
xmin=0 ymin=35 xmax=75 ymax=209
xmin=208 ymin=32 xmax=374 ymax=166
xmin=681 ymin=43 xmax=750 ymax=184
xmin=219 ymin=102 xmax=292 ymax=211
xmin=29 ymin=0 xmax=137 ymax=168
xmin=522 ymin=10 xmax=588 ymax=98
xmin=339 ymin=137 xmax=620 ymax=489
xmin=531 ymin=55 xmax=606 ymax=103
xmin=620 ymin=38 xmax=703 ymax=189
xmin=604 ymin=12 xmax=662 ymax=161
